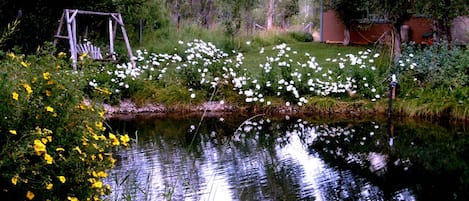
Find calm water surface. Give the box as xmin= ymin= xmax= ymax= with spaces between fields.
xmin=105 ymin=114 xmax=469 ymax=201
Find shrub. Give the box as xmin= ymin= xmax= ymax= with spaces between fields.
xmin=288 ymin=31 xmax=313 ymax=42
xmin=397 ymin=42 xmax=469 ymax=91
xmin=0 ymin=46 xmax=130 ymax=200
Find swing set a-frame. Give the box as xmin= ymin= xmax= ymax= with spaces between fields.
xmin=53 ymin=9 xmax=135 ymax=70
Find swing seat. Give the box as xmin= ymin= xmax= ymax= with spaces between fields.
xmin=76 ymin=43 xmax=103 ymax=60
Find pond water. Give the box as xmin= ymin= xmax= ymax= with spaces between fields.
xmin=104 ymin=113 xmax=469 ymax=201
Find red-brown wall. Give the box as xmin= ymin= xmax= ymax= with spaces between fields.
xmin=404 ymin=17 xmax=434 ymax=44
xmin=350 ymin=24 xmax=393 ymax=45
xmin=322 ymin=10 xmax=433 ymax=44
xmin=322 ymin=10 xmax=346 ymax=43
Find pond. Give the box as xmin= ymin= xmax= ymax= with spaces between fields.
xmin=104 ymin=113 xmax=469 ymax=201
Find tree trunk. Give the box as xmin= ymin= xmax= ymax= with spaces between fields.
xmin=266 ymin=0 xmax=275 ymax=30
xmin=392 ymin=26 xmax=402 ymax=62
xmin=343 ymin=27 xmax=350 ymax=46
xmin=201 ymin=0 xmax=212 ymax=29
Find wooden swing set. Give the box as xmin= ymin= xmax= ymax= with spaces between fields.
xmin=53 ymin=9 xmax=135 ymax=70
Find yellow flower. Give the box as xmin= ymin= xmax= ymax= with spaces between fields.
xmin=95 ymin=121 xmax=105 ymax=131
xmin=109 ymin=157 xmax=116 ymax=166
xmin=120 ymin=134 xmax=130 ymax=146
xmin=79 ymin=104 xmax=87 ymax=110
xmin=33 ymin=139 xmax=46 ymax=156
xmin=58 ymin=52 xmax=66 ymax=58
xmin=99 ymin=111 xmax=105 ymax=118
xmin=57 ymin=176 xmax=66 ymax=183
xmin=74 ymin=146 xmax=82 ymax=154
xmin=97 ymin=171 xmax=108 ymax=178
xmin=9 ymin=130 xmax=17 ymax=135
xmin=11 ymin=175 xmax=19 ymax=185
xmin=26 ymin=191 xmax=35 ymax=200
xmin=35 ymin=127 xmax=42 ymax=134
xmin=44 ymin=153 xmax=54 ymax=164
xmin=12 ymin=92 xmax=19 ymax=100
xmin=45 ymin=90 xmax=52 ymax=97
xmin=109 ymin=133 xmax=120 ymax=146
xmin=22 ymin=84 xmax=33 ymax=95
xmin=21 ymin=61 xmax=30 ymax=67
xmin=41 ymin=137 xmax=48 ymax=144
xmin=79 ymin=52 xmax=88 ymax=60
xmin=56 ymin=147 xmax=65 ymax=152
xmin=7 ymin=52 xmax=16 ymax=59
xmin=45 ymin=106 xmax=54 ymax=113
xmin=46 ymin=183 xmax=53 ymax=190
xmin=94 ymin=87 xmax=112 ymax=95
xmin=91 ymin=181 xmax=103 ymax=189
xmin=43 ymin=72 xmax=50 ymax=80
xmin=67 ymin=197 xmax=78 ymax=201
xmin=43 ymin=128 xmax=52 ymax=135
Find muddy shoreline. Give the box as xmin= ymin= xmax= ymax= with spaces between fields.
xmin=103 ymin=99 xmax=468 ymax=124
xmin=103 ymin=99 xmax=383 ymax=119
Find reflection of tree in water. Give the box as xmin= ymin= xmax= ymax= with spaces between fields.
xmin=107 ymin=115 xmax=469 ymax=201
xmin=225 ymin=118 xmax=316 ymax=200
xmin=310 ymin=120 xmax=469 ymax=201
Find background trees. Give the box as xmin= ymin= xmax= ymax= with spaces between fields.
xmin=0 ymin=0 xmax=466 ymax=53
xmin=0 ymin=0 xmax=116 ymax=52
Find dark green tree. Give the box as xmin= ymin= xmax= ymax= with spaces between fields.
xmin=277 ymin=0 xmax=299 ymax=30
xmin=371 ymin=0 xmax=413 ymax=59
xmin=414 ymin=0 xmax=469 ymax=43
xmin=219 ymin=0 xmax=259 ymax=47
xmin=0 ymin=0 xmax=116 ymax=52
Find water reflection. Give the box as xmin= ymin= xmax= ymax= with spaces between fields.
xmin=105 ymin=114 xmax=468 ymax=201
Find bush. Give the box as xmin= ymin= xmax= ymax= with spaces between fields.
xmin=288 ymin=31 xmax=314 ymax=42
xmin=397 ymin=42 xmax=469 ymax=91
xmin=0 ymin=46 xmax=130 ymax=200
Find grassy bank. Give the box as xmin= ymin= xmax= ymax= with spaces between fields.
xmin=103 ymin=29 xmax=469 ymax=122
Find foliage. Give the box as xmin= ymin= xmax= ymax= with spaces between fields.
xmin=115 ymin=0 xmax=170 ymax=41
xmin=0 ymin=19 xmax=20 ymax=48
xmin=0 ymin=45 xmax=130 ymax=200
xmin=288 ymin=31 xmax=314 ymax=42
xmin=277 ymin=0 xmax=300 ymax=22
xmin=0 ymin=0 xmax=116 ymax=52
xmin=414 ymin=0 xmax=469 ymax=42
xmin=324 ymin=0 xmax=367 ymax=28
xmin=396 ymin=42 xmax=469 ymax=91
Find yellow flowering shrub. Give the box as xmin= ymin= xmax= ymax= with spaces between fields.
xmin=0 ymin=45 xmax=131 ymax=200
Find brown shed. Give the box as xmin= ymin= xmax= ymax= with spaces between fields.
xmin=321 ymin=10 xmax=434 ymax=45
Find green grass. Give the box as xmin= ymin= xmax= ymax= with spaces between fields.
xmin=243 ymin=42 xmax=368 ymax=71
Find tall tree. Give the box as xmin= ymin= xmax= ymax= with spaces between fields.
xmin=414 ymin=0 xmax=469 ymax=43
xmin=371 ymin=0 xmax=412 ymax=59
xmin=266 ymin=0 xmax=276 ymax=30
xmin=199 ymin=0 xmax=213 ymax=29
xmin=278 ymin=0 xmax=299 ymax=30
xmin=220 ymin=0 xmax=258 ymax=47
